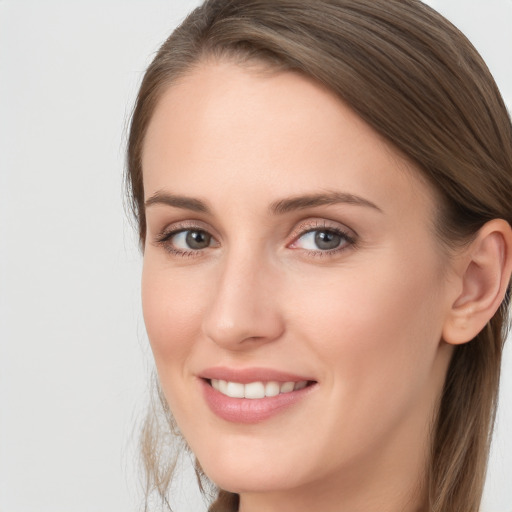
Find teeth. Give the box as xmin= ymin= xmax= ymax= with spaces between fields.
xmin=280 ymin=381 xmax=295 ymax=393
xmin=265 ymin=381 xmax=280 ymax=397
xmin=218 ymin=379 xmax=228 ymax=394
xmin=210 ymin=379 xmax=309 ymax=399
xmin=226 ymin=381 xmax=245 ymax=398
xmin=245 ymin=381 xmax=265 ymax=399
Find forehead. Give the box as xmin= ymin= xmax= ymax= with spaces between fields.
xmin=142 ymin=59 xmax=436 ymax=221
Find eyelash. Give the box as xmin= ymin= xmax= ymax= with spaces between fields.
xmin=290 ymin=223 xmax=357 ymax=258
xmin=154 ymin=221 xmax=357 ymax=259
xmin=155 ymin=222 xmax=214 ymax=259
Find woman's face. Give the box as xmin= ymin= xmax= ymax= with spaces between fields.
xmin=141 ymin=61 xmax=456 ymax=505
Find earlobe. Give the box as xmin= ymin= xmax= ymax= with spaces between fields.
xmin=443 ymin=219 xmax=512 ymax=346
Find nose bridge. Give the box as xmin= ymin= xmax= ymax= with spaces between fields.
xmin=201 ymin=243 xmax=284 ymax=349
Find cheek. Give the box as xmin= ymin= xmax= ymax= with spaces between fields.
xmin=141 ymin=260 xmax=212 ymax=426
xmin=141 ymin=259 xmax=205 ymax=369
xmin=289 ymin=255 xmax=446 ymax=415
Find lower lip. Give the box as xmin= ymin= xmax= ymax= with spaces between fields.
xmin=200 ymin=379 xmax=316 ymax=424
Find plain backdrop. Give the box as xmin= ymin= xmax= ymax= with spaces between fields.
xmin=0 ymin=1 xmax=511 ymax=511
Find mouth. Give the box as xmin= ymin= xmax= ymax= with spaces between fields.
xmin=198 ymin=368 xmax=317 ymax=423
xmin=206 ymin=378 xmax=312 ymax=399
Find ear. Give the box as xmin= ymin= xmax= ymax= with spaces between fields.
xmin=443 ymin=219 xmax=512 ymax=345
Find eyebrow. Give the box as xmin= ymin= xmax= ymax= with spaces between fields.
xmin=144 ymin=190 xmax=382 ymax=215
xmin=145 ymin=191 xmax=211 ymax=213
xmin=269 ymin=191 xmax=382 ymax=214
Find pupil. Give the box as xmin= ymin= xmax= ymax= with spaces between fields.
xmin=314 ymin=230 xmax=341 ymax=250
xmin=186 ymin=230 xmax=211 ymax=249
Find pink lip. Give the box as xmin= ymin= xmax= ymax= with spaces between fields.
xmin=199 ymin=366 xmax=313 ymax=384
xmin=198 ymin=367 xmax=317 ymax=424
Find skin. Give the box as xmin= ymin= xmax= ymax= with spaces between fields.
xmin=140 ymin=60 xmax=475 ymax=512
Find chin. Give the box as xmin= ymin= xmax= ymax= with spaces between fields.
xmin=204 ymin=464 xmax=302 ymax=495
xmin=190 ymin=435 xmax=310 ymax=494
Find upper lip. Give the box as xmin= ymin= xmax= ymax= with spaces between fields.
xmin=199 ymin=366 xmax=315 ymax=384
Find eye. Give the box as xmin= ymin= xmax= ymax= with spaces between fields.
xmin=290 ymin=227 xmax=355 ymax=253
xmin=156 ymin=227 xmax=217 ymax=256
xmin=172 ymin=229 xmax=213 ymax=250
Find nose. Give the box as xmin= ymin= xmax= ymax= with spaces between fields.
xmin=201 ymin=249 xmax=285 ymax=350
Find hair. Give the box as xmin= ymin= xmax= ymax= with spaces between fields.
xmin=126 ymin=1 xmax=512 ymax=511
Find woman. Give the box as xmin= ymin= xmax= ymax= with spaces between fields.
xmin=126 ymin=1 xmax=512 ymax=511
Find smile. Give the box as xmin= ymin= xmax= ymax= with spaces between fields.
xmin=209 ymin=379 xmax=309 ymax=399
xmin=199 ymin=369 xmax=317 ymax=423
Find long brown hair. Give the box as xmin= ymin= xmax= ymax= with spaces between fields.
xmin=126 ymin=1 xmax=512 ymax=511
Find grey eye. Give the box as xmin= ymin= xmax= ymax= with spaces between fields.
xmin=295 ymin=229 xmax=347 ymax=251
xmin=184 ymin=230 xmax=212 ymax=249
xmin=314 ymin=230 xmax=343 ymax=250
xmin=170 ymin=230 xmax=213 ymax=250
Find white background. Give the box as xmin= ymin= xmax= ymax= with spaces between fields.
xmin=0 ymin=1 xmax=511 ymax=511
